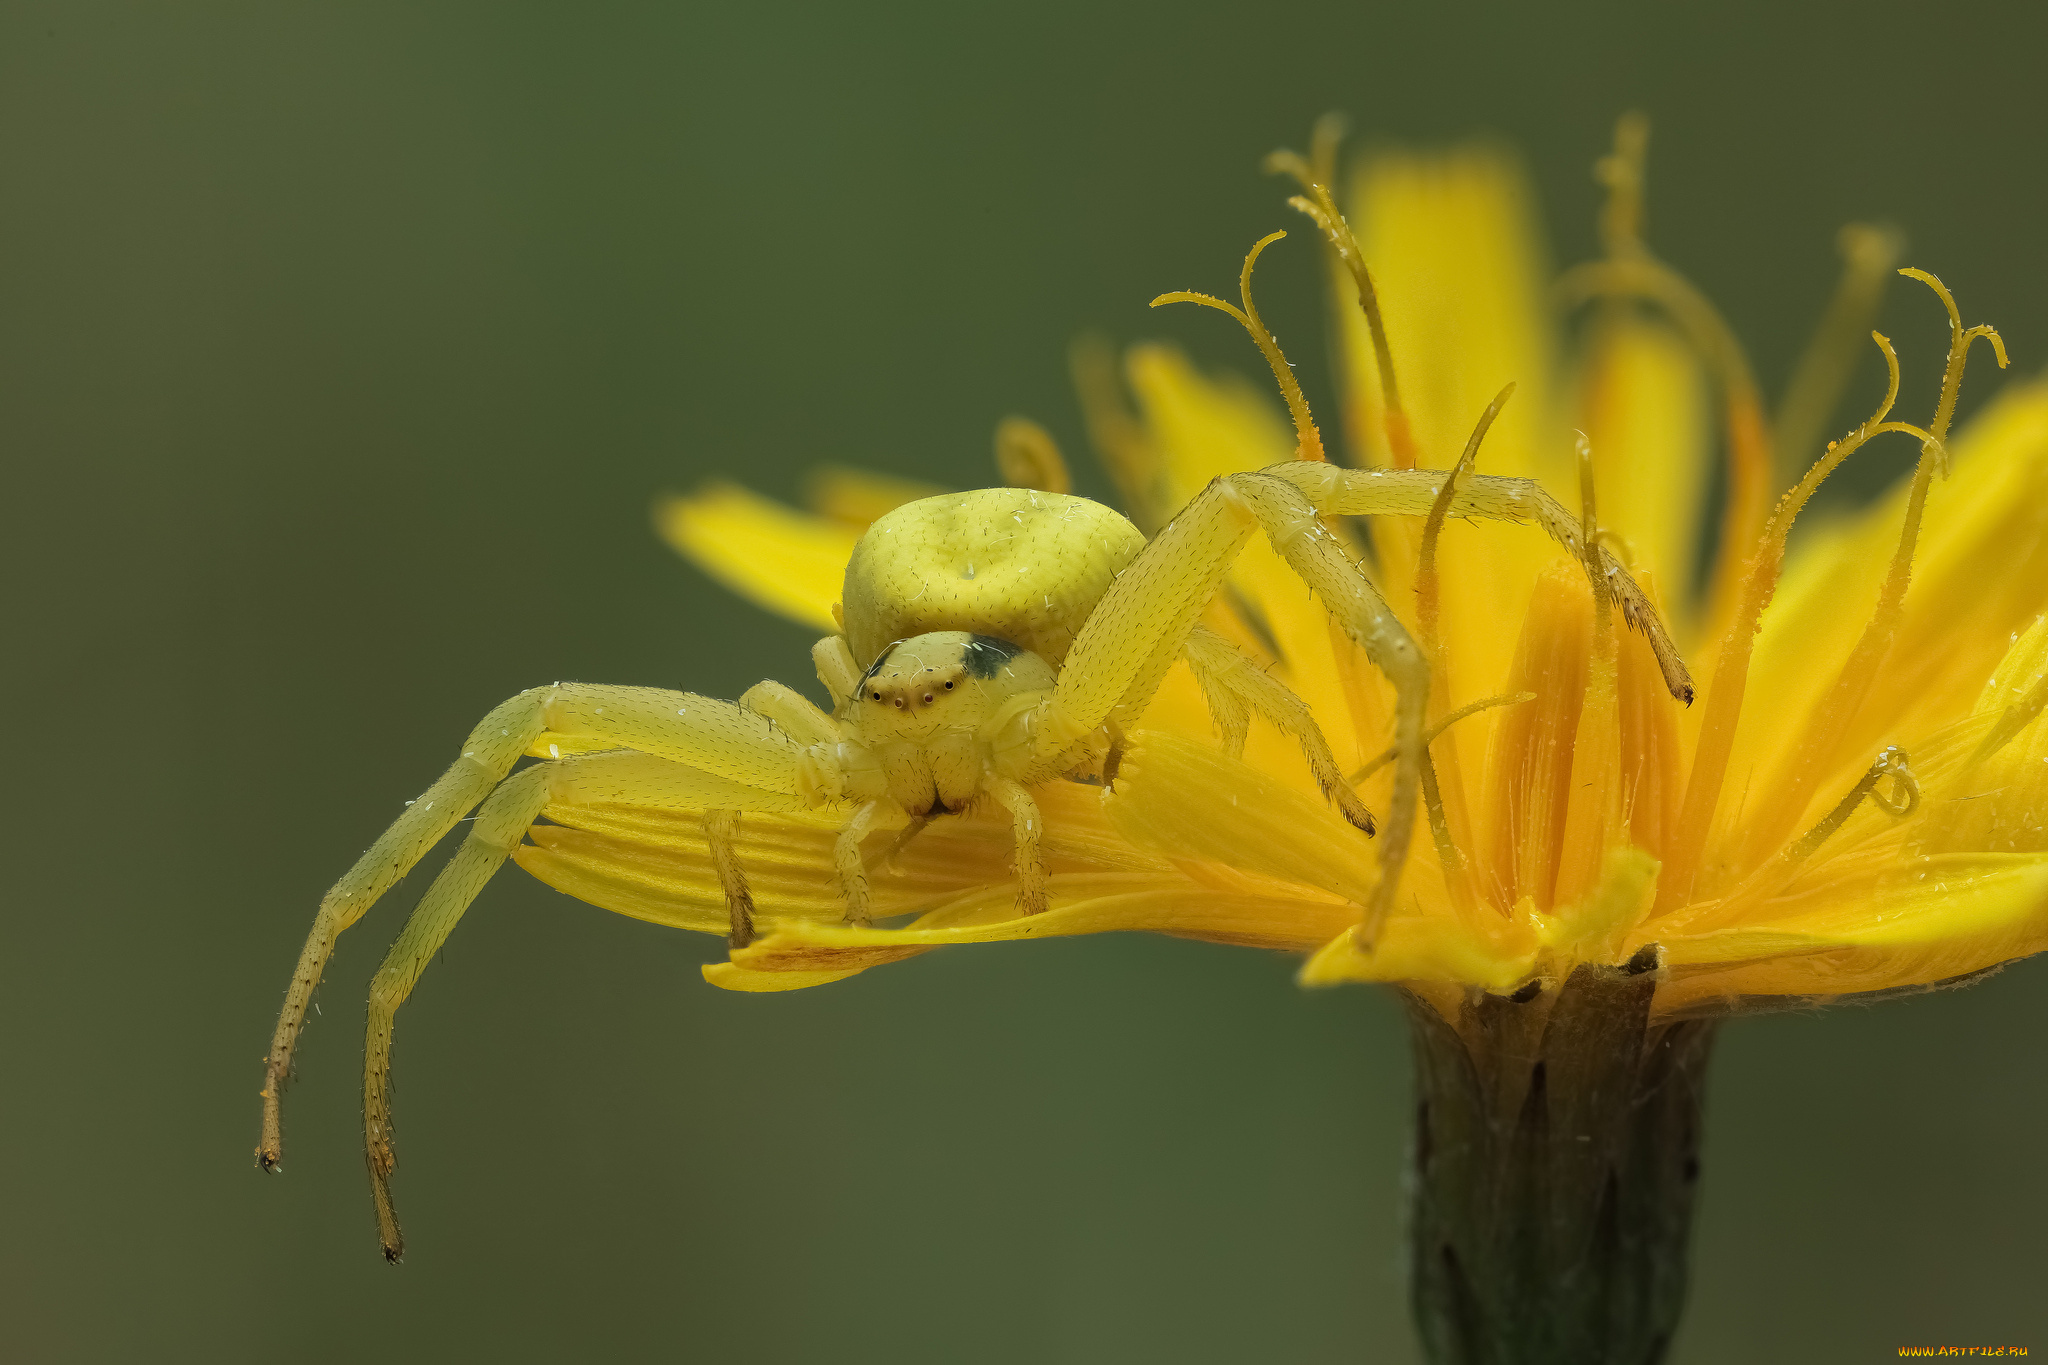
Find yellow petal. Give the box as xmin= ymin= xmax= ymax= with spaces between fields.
xmin=1297 ymin=916 xmax=1537 ymax=992
xmin=1719 ymin=380 xmax=2048 ymax=857
xmin=1918 ymin=613 xmax=2048 ymax=857
xmin=654 ymin=481 xmax=856 ymax=634
xmin=1478 ymin=561 xmax=1589 ymax=911
xmin=513 ymin=804 xmax=1008 ymax=929
xmin=1543 ymin=845 xmax=1660 ymax=965
xmin=514 ymin=777 xmax=1177 ymax=932
xmin=1102 ymin=727 xmax=1378 ymax=908
xmin=723 ymin=873 xmax=1353 ymax=975
xmin=702 ymin=963 xmax=875 ymax=993
xmin=1649 ymin=851 xmax=2048 ymax=1012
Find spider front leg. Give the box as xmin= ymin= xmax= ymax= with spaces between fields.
xmin=1260 ymin=461 xmax=1695 ymax=702
xmin=1039 ymin=472 xmax=1428 ymax=943
xmin=986 ymin=776 xmax=1048 ymax=917
xmin=832 ymin=799 xmax=888 ymax=927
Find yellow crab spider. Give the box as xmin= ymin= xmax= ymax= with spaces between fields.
xmin=258 ymin=229 xmax=1693 ymax=1262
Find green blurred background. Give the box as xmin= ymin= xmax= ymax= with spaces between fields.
xmin=4 ymin=2 xmax=2043 ymax=1360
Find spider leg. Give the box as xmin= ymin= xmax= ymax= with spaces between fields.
xmin=1040 ymin=473 xmax=1427 ymax=942
xmin=813 ymin=636 xmax=862 ymax=713
xmin=259 ymin=684 xmax=812 ymax=1242
xmin=355 ymin=744 xmax=812 ymax=1259
xmin=1260 ymin=462 xmax=1694 ymax=702
xmin=1183 ymin=626 xmax=1252 ymax=759
xmin=1183 ymin=623 xmax=1376 ymax=834
xmin=362 ymin=760 xmax=553 ymax=1260
xmin=739 ymin=679 xmax=839 ymax=744
xmin=986 ymin=776 xmax=1048 ymax=916
xmin=833 ymin=799 xmax=887 ymax=926
xmin=705 ymin=808 xmax=756 ymax=948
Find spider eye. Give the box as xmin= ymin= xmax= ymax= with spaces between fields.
xmin=893 ymin=698 xmax=905 ymax=709
xmin=871 ymin=691 xmax=881 ymax=701
xmin=922 ymin=693 xmax=934 ymax=703
xmin=943 ymin=680 xmax=954 ymax=690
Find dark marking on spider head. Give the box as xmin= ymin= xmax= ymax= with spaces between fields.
xmin=961 ymin=634 xmax=1023 ymax=680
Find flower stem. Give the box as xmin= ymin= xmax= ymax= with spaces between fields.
xmin=1402 ymin=954 xmax=1716 ymax=1365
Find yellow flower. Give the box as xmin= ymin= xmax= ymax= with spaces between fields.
xmin=513 ymin=117 xmax=2048 ymax=1022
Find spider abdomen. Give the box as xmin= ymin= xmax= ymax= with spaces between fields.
xmin=840 ymin=488 xmax=1145 ymax=668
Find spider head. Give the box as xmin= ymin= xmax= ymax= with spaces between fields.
xmin=849 ymin=631 xmax=1055 ymax=745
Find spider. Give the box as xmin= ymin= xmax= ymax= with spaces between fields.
xmin=257 ymin=229 xmax=1693 ymax=1261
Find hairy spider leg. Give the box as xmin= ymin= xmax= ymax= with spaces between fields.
xmin=361 ymin=760 xmax=550 ymax=1259
xmin=357 ymin=741 xmax=814 ymax=1259
xmin=704 ymin=809 xmax=756 ymax=948
xmin=257 ymin=686 xmax=551 ymax=1179
xmin=833 ymin=800 xmax=886 ymax=926
xmin=260 ymin=684 xmax=815 ymax=1236
xmin=1182 ymin=623 xmax=1378 ymax=834
xmin=1037 ymin=470 xmax=1429 ymax=943
xmin=1258 ymin=462 xmax=1696 ymax=704
xmin=692 ymin=682 xmax=846 ymax=948
xmin=739 ymin=679 xmax=839 ymax=743
xmin=985 ymin=776 xmax=1048 ymax=917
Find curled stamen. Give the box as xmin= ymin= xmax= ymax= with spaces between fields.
xmin=1867 ymin=329 xmax=1902 ymax=427
xmin=1267 ymin=118 xmax=1414 ymax=467
xmin=1970 ymin=668 xmax=2048 ymax=765
xmin=1728 ymin=279 xmax=1991 ymax=874
xmin=1663 ymin=323 xmax=1957 ymax=910
xmin=1153 ymin=231 xmax=1325 ymax=461
xmin=1779 ymin=747 xmax=1918 ymax=868
xmin=1702 ymin=745 xmax=1920 ymax=922
xmin=1563 ymin=115 xmax=1773 ymax=635
xmin=1898 ymin=267 xmax=2010 ymax=475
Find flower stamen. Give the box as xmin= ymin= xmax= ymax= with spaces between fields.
xmin=1781 ymin=745 xmax=1919 ymax=867
xmin=1562 ymin=114 xmax=1774 ymax=639
xmin=1664 ymin=323 xmax=1958 ymax=909
xmin=1734 ymin=274 xmax=2004 ymax=874
xmin=992 ymin=416 xmax=1072 ymax=494
xmin=1416 ymin=382 xmax=1516 ymax=647
xmin=1348 ymin=692 xmax=1537 ymax=786
xmin=1152 ymin=231 xmax=1326 ymax=461
xmin=1268 ymin=116 xmax=1416 ymax=468
xmin=1970 ymin=668 xmax=2048 ymax=766
xmin=1899 ymin=267 xmax=2010 ymax=474
xmin=1413 ymin=384 xmax=1517 ymax=913
xmin=1554 ymin=434 xmax=1626 ymax=908
xmin=1353 ymin=690 xmax=1535 ymax=924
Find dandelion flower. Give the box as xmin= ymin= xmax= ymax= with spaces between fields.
xmin=510 ymin=116 xmax=2047 ymax=1361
